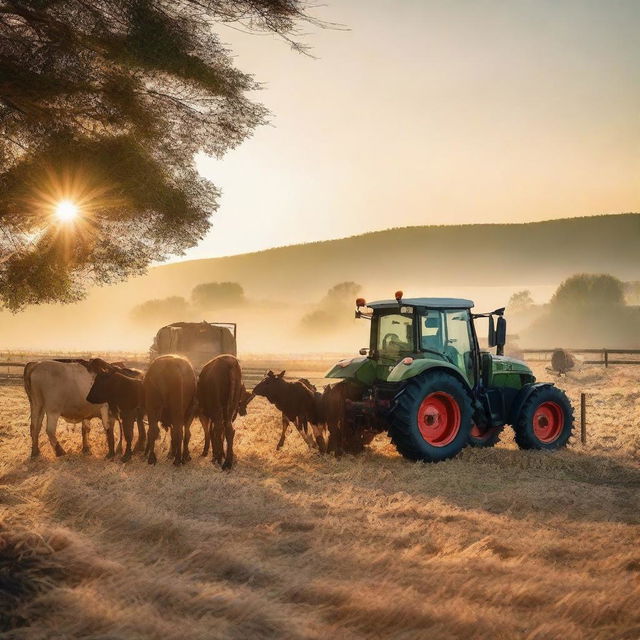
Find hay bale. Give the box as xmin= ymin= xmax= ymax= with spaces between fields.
xmin=551 ymin=348 xmax=577 ymax=374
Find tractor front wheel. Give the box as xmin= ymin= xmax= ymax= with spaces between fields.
xmin=513 ymin=386 xmax=574 ymax=450
xmin=389 ymin=372 xmax=473 ymax=462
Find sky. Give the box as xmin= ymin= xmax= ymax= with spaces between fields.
xmin=188 ymin=0 xmax=640 ymax=260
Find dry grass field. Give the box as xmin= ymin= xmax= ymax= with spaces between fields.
xmin=1 ymin=362 xmax=639 ymax=639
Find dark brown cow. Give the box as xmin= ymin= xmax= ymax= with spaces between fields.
xmin=197 ymin=355 xmax=245 ymax=470
xmin=144 ymin=355 xmax=197 ymax=466
xmin=86 ymin=359 xmax=146 ymax=461
xmin=322 ymin=380 xmax=370 ymax=457
xmin=252 ymin=371 xmax=326 ymax=452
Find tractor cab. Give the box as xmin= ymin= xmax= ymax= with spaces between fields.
xmin=325 ymin=290 xmax=574 ymax=463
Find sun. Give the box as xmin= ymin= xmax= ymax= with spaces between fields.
xmin=55 ymin=199 xmax=79 ymax=222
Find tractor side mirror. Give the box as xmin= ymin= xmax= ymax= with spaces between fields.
xmin=495 ymin=316 xmax=507 ymax=355
xmin=488 ymin=315 xmax=496 ymax=347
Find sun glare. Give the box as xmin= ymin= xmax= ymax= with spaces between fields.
xmin=55 ymin=199 xmax=79 ymax=222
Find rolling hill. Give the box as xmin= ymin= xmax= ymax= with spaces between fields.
xmin=118 ymin=213 xmax=640 ymax=299
xmin=0 ymin=213 xmax=638 ymax=351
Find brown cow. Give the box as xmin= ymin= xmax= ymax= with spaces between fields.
xmin=197 ymin=355 xmax=245 ymax=470
xmin=252 ymin=371 xmax=326 ymax=452
xmin=86 ymin=359 xmax=146 ymax=462
xmin=144 ymin=355 xmax=197 ymax=466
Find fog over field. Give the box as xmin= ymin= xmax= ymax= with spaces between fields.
xmin=0 ymin=214 xmax=638 ymax=354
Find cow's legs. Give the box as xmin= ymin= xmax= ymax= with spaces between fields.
xmin=29 ymin=401 xmax=45 ymax=458
xmin=334 ymin=417 xmax=344 ymax=458
xmin=276 ymin=414 xmax=290 ymax=450
xmin=100 ymin=407 xmax=116 ymax=459
xmin=171 ymin=423 xmax=183 ymax=467
xmin=147 ymin=411 xmax=160 ymax=465
xmin=296 ymin=418 xmax=316 ymax=449
xmin=44 ymin=412 xmax=65 ymax=456
xmin=311 ymin=423 xmax=327 ymax=454
xmin=81 ymin=419 xmax=92 ymax=454
xmin=211 ymin=418 xmax=224 ymax=466
xmin=181 ymin=415 xmax=192 ymax=464
xmin=134 ymin=409 xmax=146 ymax=453
xmin=222 ymin=419 xmax=235 ymax=470
xmin=200 ymin=414 xmax=211 ymax=456
xmin=121 ymin=413 xmax=135 ymax=463
xmin=114 ymin=419 xmax=123 ymax=455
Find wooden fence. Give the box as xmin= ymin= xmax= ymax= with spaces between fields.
xmin=0 ymin=351 xmax=333 ymax=389
xmin=520 ymin=348 xmax=640 ymax=367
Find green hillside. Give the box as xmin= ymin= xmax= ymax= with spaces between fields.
xmin=127 ymin=213 xmax=640 ymax=299
xmin=1 ymin=214 xmax=638 ymax=352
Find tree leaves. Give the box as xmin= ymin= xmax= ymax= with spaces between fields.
xmin=0 ymin=0 xmax=312 ymax=310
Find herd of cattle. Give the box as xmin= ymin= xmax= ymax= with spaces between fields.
xmin=23 ymin=354 xmax=365 ymax=469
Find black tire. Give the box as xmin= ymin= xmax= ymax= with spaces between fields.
xmin=389 ymin=371 xmax=473 ymax=462
xmin=513 ymin=385 xmax=574 ymax=450
xmin=468 ymin=424 xmax=503 ymax=448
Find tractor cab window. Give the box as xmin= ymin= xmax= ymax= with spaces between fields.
xmin=443 ymin=309 xmax=474 ymax=380
xmin=420 ymin=310 xmax=444 ymax=353
xmin=377 ymin=311 xmax=414 ymax=357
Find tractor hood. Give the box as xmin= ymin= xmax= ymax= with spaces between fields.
xmin=490 ymin=355 xmax=533 ymax=375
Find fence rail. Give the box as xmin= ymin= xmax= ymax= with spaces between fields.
xmin=521 ymin=348 xmax=640 ymax=367
xmin=0 ymin=352 xmax=332 ymax=389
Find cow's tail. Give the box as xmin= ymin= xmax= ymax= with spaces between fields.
xmin=23 ymin=361 xmax=37 ymax=401
xmin=226 ymin=362 xmax=242 ymax=424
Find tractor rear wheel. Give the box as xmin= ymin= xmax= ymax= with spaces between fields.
xmin=468 ymin=424 xmax=503 ymax=448
xmin=513 ymin=386 xmax=574 ymax=450
xmin=389 ymin=371 xmax=473 ymax=462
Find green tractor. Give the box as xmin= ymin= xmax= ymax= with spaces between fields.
xmin=325 ymin=291 xmax=574 ymax=462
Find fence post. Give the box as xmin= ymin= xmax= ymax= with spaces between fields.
xmin=604 ymin=349 xmax=608 ymax=368
xmin=580 ymin=392 xmax=586 ymax=445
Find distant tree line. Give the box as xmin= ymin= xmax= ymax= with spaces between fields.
xmin=130 ymin=281 xmax=245 ymax=325
xmin=514 ymin=274 xmax=640 ymax=348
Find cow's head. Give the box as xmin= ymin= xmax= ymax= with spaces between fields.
xmin=87 ymin=371 xmax=115 ymax=404
xmin=252 ymin=370 xmax=286 ymax=399
xmin=87 ymin=358 xmax=115 ymax=376
xmin=237 ymin=385 xmax=254 ymax=416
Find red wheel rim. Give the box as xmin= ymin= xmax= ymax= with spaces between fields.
xmin=532 ymin=401 xmax=564 ymax=443
xmin=417 ymin=392 xmax=461 ymax=447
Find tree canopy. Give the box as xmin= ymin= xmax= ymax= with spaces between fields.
xmin=550 ymin=273 xmax=625 ymax=311
xmin=0 ymin=0 xmax=315 ymax=310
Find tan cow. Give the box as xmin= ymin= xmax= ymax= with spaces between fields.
xmin=24 ymin=360 xmax=113 ymax=458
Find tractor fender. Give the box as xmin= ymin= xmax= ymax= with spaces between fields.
xmin=508 ymin=382 xmax=556 ymax=425
xmin=388 ymin=359 xmax=472 ymax=390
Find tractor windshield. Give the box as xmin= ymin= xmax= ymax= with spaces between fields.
xmin=377 ymin=310 xmax=414 ymax=357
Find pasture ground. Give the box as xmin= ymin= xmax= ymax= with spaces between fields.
xmin=0 ymin=362 xmax=639 ymax=639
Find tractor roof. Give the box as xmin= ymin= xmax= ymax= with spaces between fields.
xmin=367 ymin=297 xmax=474 ymax=309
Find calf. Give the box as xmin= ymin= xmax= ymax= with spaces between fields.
xmin=144 ymin=355 xmax=197 ymax=466
xmin=86 ymin=359 xmax=146 ymax=462
xmin=322 ymin=380 xmax=369 ymax=457
xmin=197 ymin=355 xmax=246 ymax=470
xmin=24 ymin=360 xmax=113 ymax=458
xmin=252 ymin=371 xmax=326 ymax=452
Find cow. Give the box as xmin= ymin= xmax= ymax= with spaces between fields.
xmin=322 ymin=380 xmax=371 ymax=457
xmin=197 ymin=355 xmax=246 ymax=470
xmin=23 ymin=360 xmax=113 ymax=458
xmin=252 ymin=371 xmax=326 ymax=452
xmin=144 ymin=355 xmax=197 ymax=466
xmin=86 ymin=359 xmax=146 ymax=462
